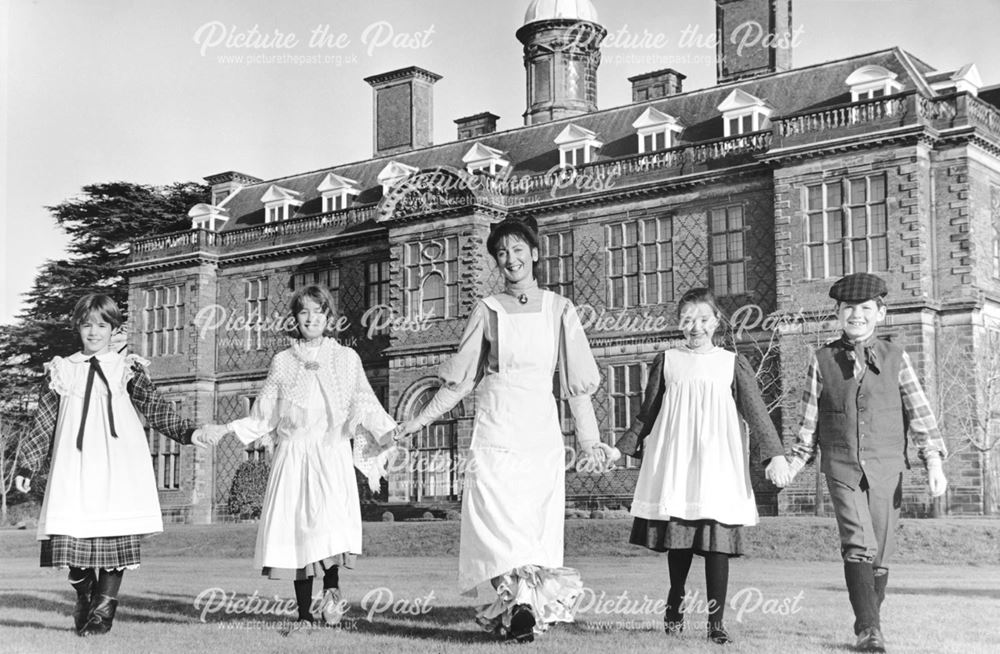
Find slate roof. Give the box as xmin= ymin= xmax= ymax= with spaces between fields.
xmin=216 ymin=48 xmax=970 ymax=231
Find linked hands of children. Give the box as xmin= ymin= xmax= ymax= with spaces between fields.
xmin=192 ymin=424 xmax=232 ymax=448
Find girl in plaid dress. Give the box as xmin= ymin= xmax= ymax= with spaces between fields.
xmin=15 ymin=294 xmax=204 ymax=637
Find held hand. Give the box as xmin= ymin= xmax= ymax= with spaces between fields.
xmin=14 ymin=475 xmax=30 ymax=494
xmin=193 ymin=424 xmax=230 ymax=448
xmin=576 ymin=442 xmax=620 ymax=473
xmin=191 ymin=428 xmax=209 ymax=448
xmin=928 ymin=463 xmax=948 ymax=497
xmin=765 ymin=456 xmax=792 ymax=488
xmin=393 ymin=420 xmax=422 ymax=442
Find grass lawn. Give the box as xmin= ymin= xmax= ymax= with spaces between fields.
xmin=1 ymin=519 xmax=998 ymax=653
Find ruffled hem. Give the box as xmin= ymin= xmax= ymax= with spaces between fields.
xmin=262 ymin=552 xmax=356 ymax=580
xmin=475 ymin=565 xmax=583 ymax=637
xmin=630 ymin=499 xmax=758 ymax=527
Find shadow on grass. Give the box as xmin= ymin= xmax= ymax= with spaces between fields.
xmin=886 ymin=586 xmax=1000 ymax=600
xmin=0 ymin=590 xmax=191 ymax=625
xmin=0 ymin=618 xmax=68 ymax=633
xmin=0 ymin=589 xmax=516 ymax=644
xmin=342 ymin=612 xmax=497 ymax=644
xmin=819 ymin=584 xmax=1000 ymax=600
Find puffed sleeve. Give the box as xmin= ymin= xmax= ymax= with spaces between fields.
xmin=732 ymin=354 xmax=783 ymax=464
xmin=414 ymin=301 xmax=489 ymax=427
xmin=228 ymin=354 xmax=282 ymax=446
xmin=615 ymin=353 xmax=665 ymax=459
xmin=558 ymin=300 xmax=601 ymax=449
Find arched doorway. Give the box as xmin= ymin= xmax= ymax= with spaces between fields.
xmin=389 ymin=383 xmax=464 ymax=502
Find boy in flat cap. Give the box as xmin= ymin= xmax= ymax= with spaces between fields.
xmin=771 ymin=272 xmax=948 ymax=653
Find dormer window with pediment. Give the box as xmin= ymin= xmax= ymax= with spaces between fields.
xmin=317 ymin=173 xmax=360 ymax=213
xmin=718 ymin=89 xmax=773 ymax=137
xmin=554 ymin=123 xmax=602 ymax=168
xmin=188 ymin=203 xmax=229 ymax=232
xmin=261 ymin=185 xmax=302 ymax=223
xmin=462 ymin=142 xmax=510 ymax=175
xmin=846 ymin=65 xmax=904 ymax=102
xmin=632 ymin=107 xmax=684 ymax=153
xmin=927 ymin=63 xmax=982 ymax=97
xmin=377 ymin=161 xmax=419 ymax=194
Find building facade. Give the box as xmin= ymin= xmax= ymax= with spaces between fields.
xmin=125 ymin=0 xmax=1000 ymax=522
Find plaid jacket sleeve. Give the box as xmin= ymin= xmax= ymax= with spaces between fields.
xmin=127 ymin=364 xmax=195 ymax=445
xmin=17 ymin=388 xmax=61 ymax=476
xmin=788 ymin=352 xmax=822 ymax=465
xmin=899 ymin=351 xmax=948 ymax=464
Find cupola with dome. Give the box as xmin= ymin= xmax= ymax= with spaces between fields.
xmin=515 ymin=0 xmax=606 ymax=125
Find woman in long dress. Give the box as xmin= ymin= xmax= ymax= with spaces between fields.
xmin=396 ymin=217 xmax=613 ymax=642
xmin=206 ymin=284 xmax=396 ymax=633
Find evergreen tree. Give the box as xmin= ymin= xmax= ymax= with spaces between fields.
xmin=5 ymin=181 xmax=207 ymax=369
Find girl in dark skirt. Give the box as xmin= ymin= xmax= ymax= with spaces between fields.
xmin=615 ymin=288 xmax=789 ymax=644
xmin=14 ymin=294 xmax=204 ymax=637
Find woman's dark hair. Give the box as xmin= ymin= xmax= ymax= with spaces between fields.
xmin=487 ymin=217 xmax=541 ymax=282
xmin=72 ymin=293 xmax=124 ymax=330
xmin=676 ymin=287 xmax=728 ymax=343
xmin=287 ymin=284 xmax=339 ymax=338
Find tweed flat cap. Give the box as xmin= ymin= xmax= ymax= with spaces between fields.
xmin=829 ymin=273 xmax=888 ymax=303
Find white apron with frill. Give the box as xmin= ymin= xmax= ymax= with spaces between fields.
xmin=37 ymin=352 xmax=163 ymax=539
xmin=630 ymin=347 xmax=758 ymax=526
xmin=459 ymin=293 xmax=566 ymax=592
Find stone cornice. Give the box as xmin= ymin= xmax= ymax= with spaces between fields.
xmin=123 ymin=254 xmax=219 ymax=275
xmin=760 ymin=125 xmax=927 ymax=165
xmin=509 ymin=164 xmax=769 ymax=217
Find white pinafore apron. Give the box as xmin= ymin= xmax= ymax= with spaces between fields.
xmin=629 ymin=347 xmax=758 ymax=526
xmin=458 ymin=292 xmax=566 ymax=593
xmin=37 ymin=352 xmax=163 ymax=539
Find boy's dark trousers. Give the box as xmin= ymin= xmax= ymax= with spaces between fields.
xmin=827 ymin=472 xmax=902 ymax=634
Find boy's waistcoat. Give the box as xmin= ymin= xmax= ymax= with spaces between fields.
xmin=815 ymin=338 xmax=907 ymax=488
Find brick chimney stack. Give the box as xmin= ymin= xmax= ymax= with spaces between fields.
xmin=364 ymin=66 xmax=442 ymax=157
xmin=455 ymin=112 xmax=500 ymax=140
xmin=629 ymin=69 xmax=686 ymax=102
xmin=716 ymin=0 xmax=793 ymax=84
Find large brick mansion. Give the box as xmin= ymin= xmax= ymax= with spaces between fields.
xmin=125 ymin=0 xmax=1000 ymax=522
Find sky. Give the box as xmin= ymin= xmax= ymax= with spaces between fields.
xmin=3 ymin=0 xmax=1000 ymax=325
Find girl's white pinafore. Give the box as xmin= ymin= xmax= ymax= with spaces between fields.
xmin=459 ymin=293 xmax=567 ymax=591
xmin=630 ymin=347 xmax=758 ymax=526
xmin=37 ymin=351 xmax=163 ymax=539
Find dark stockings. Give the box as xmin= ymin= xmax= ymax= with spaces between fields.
xmin=703 ymin=553 xmax=730 ymax=632
xmin=293 ymin=579 xmax=314 ymax=622
xmin=323 ymin=565 xmax=339 ymax=590
xmin=666 ymin=550 xmax=694 ymax=624
xmin=666 ymin=550 xmax=730 ymax=631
